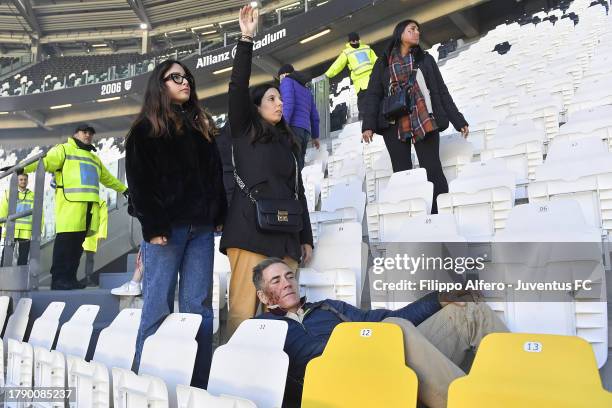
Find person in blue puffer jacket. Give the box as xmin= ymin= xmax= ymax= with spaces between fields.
xmin=278 ymin=64 xmax=320 ymax=169
xmin=251 ymin=257 xmax=508 ymax=408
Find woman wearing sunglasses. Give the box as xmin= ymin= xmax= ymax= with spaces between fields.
xmin=220 ymin=5 xmax=314 ymax=338
xmin=125 ymin=59 xmax=227 ymax=388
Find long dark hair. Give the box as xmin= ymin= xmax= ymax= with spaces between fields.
xmin=128 ymin=59 xmax=216 ymax=141
xmin=386 ymin=19 xmax=421 ymax=56
xmin=249 ymin=82 xmax=300 ymax=153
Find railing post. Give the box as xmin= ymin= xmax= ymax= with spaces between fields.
xmin=1 ymin=174 xmax=19 ymax=267
xmin=27 ymin=160 xmax=46 ymax=290
xmin=312 ymin=75 xmax=330 ymax=140
xmin=116 ymin=157 xmax=127 ymax=209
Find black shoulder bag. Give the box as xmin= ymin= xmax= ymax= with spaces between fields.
xmin=232 ymin=149 xmax=304 ymax=233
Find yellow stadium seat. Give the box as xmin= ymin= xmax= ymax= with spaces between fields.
xmin=301 ymin=322 xmax=418 ymax=408
xmin=448 ymin=333 xmax=612 ymax=408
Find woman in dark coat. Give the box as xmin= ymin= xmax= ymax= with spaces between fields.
xmin=361 ymin=19 xmax=469 ymax=214
xmin=220 ymin=5 xmax=314 ymax=337
xmin=125 ymin=59 xmax=226 ymax=388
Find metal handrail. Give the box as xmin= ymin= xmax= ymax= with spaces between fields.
xmin=0 ymin=152 xmax=46 ymax=292
xmin=0 ymin=151 xmax=46 ymax=180
xmin=0 ymin=209 xmax=33 ymax=224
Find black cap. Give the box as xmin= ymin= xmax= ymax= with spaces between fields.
xmin=348 ymin=32 xmax=360 ymax=42
xmin=74 ymin=123 xmax=96 ymax=134
xmin=277 ymin=63 xmax=295 ymax=77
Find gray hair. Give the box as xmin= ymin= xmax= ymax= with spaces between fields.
xmin=252 ymin=257 xmax=289 ymax=291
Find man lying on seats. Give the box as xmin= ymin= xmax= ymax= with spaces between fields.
xmin=252 ymin=257 xmax=508 ymax=408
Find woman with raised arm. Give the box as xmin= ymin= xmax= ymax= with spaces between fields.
xmin=220 ymin=5 xmax=314 ymax=338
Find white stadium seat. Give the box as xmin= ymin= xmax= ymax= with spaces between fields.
xmin=367 ymin=169 xmax=433 ymax=243
xmin=304 ymin=221 xmax=366 ymax=305
xmin=530 ymin=137 xmax=612 ymax=236
xmin=112 ymin=369 xmax=169 ymax=408
xmin=32 ymin=305 xmax=99 ymax=408
xmin=213 ymin=235 xmax=230 ymax=311
xmin=68 ymin=308 xmax=142 ymax=408
xmin=310 ymin=179 xmax=366 ymax=245
xmin=176 ymin=385 xmax=256 ymax=408
xmin=304 ymin=147 xmax=329 ymax=173
xmin=302 ymin=164 xmax=324 ymax=212
xmin=480 ymin=119 xmax=545 ymax=182
xmin=365 ymin=153 xmax=393 ymax=203
xmin=557 ymin=106 xmax=612 ymax=150
xmin=0 ymin=295 xmax=9 ymax=336
xmin=488 ymin=200 xmax=608 ymax=368
xmin=438 ymin=160 xmax=516 ymax=242
xmin=439 ymin=134 xmax=474 ymax=183
xmin=208 ymin=319 xmax=289 ymax=408
xmin=3 ymin=297 xmax=32 ymax=345
xmin=28 ymin=302 xmax=65 ymax=350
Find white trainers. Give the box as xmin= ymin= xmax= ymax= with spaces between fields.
xmin=111 ymin=281 xmax=142 ymax=296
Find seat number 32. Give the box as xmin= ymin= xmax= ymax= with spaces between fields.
xmin=100 ymin=82 xmax=122 ymax=96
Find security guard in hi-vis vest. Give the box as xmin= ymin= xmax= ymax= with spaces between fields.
xmin=0 ymin=172 xmax=41 ymax=265
xmin=325 ymin=32 xmax=377 ymax=118
xmin=25 ymin=123 xmax=127 ymax=290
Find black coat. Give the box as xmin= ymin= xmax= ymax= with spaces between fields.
xmin=125 ymin=116 xmax=227 ymax=242
xmin=362 ymin=46 xmax=468 ymax=134
xmin=219 ymin=41 xmax=313 ymax=262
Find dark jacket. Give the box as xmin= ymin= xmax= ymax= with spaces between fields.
xmin=216 ymin=123 xmax=236 ymax=204
xmin=256 ymin=292 xmax=442 ymax=407
xmin=279 ymin=72 xmax=320 ymax=138
xmin=362 ymin=46 xmax=468 ymax=134
xmin=125 ymin=115 xmax=227 ymax=241
xmin=219 ymin=41 xmax=314 ymax=262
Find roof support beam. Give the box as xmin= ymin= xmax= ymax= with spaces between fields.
xmin=10 ymin=0 xmax=42 ymax=38
xmin=127 ymin=0 xmax=151 ymax=29
xmin=253 ymin=54 xmax=282 ymax=77
xmin=448 ymin=9 xmax=480 ymax=38
xmin=17 ymin=110 xmax=51 ymax=130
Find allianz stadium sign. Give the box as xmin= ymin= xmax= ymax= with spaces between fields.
xmin=195 ymin=29 xmax=287 ymax=70
xmin=0 ymin=0 xmax=373 ymax=112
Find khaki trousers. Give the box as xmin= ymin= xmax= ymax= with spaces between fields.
xmin=384 ymin=302 xmax=508 ymax=408
xmin=225 ymin=248 xmax=298 ymax=339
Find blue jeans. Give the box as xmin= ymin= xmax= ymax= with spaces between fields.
xmin=291 ymin=126 xmax=311 ymax=170
xmin=133 ymin=224 xmax=214 ymax=388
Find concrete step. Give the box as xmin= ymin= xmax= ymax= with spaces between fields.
xmin=26 ymin=288 xmax=120 ymax=360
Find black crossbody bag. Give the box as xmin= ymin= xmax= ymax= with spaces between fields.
xmin=233 ymin=150 xmax=303 ymax=233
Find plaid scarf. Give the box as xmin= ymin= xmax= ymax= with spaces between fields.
xmin=388 ymin=47 xmax=437 ymax=143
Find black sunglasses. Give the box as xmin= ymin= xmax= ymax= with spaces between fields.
xmin=163 ymin=72 xmax=195 ymax=87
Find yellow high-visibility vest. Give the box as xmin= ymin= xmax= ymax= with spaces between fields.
xmin=325 ymin=43 xmax=378 ymax=93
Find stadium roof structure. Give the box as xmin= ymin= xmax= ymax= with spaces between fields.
xmin=0 ymin=0 xmax=305 ymax=56
xmin=0 ymin=0 xmax=554 ymax=143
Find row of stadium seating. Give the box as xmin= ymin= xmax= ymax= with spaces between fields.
xmin=1 ymin=296 xmax=610 ymax=407
xmin=0 ymin=45 xmax=195 ymax=97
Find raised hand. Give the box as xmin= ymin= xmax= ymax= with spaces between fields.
xmin=239 ymin=5 xmax=258 ymax=37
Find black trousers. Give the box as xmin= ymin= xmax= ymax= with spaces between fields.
xmin=15 ymin=238 xmax=31 ymax=266
xmin=381 ymin=126 xmax=448 ymax=214
xmin=357 ymin=90 xmax=367 ymax=119
xmin=50 ymin=231 xmax=87 ymax=283
xmin=0 ymin=237 xmax=31 ymax=266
